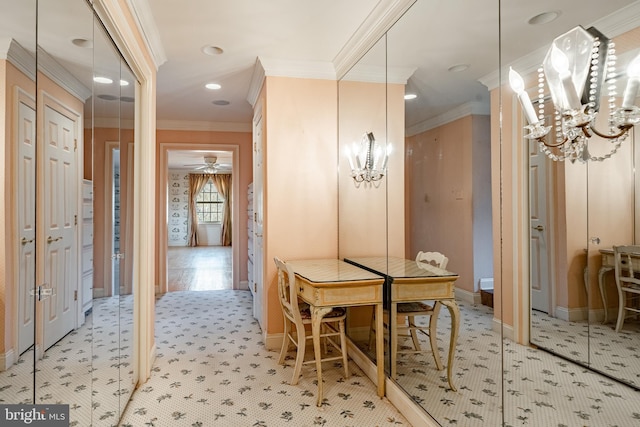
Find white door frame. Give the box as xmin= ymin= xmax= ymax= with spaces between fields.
xmin=157 ymin=142 xmax=240 ymax=293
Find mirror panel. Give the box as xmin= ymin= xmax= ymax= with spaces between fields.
xmin=524 ymin=14 xmax=640 ymax=391
xmin=0 ymin=0 xmax=37 ymax=404
xmin=338 ymin=34 xmax=390 ymax=372
xmin=0 ymin=1 xmax=137 ymax=424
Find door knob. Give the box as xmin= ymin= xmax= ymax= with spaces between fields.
xmin=21 ymin=237 xmax=35 ymax=245
xmin=532 ymin=225 xmax=544 ymax=231
xmin=47 ymin=235 xmax=62 ymax=243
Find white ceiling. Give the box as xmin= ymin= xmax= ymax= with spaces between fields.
xmin=137 ymin=0 xmax=640 ymax=131
xmin=2 ymin=0 xmax=640 ymax=171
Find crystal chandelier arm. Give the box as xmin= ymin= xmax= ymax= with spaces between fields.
xmin=588 ymin=124 xmax=632 ymax=140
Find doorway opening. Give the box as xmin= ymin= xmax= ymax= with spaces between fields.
xmin=166 ymin=149 xmax=235 ymax=292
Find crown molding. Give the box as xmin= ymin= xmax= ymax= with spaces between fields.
xmin=340 ymin=64 xmax=416 ymax=84
xmin=125 ymin=0 xmax=167 ymax=69
xmin=157 ymin=119 xmax=252 ymax=132
xmin=246 ymin=57 xmax=266 ymax=108
xmin=0 ymin=38 xmax=36 ymax=81
xmin=257 ymin=57 xmax=336 ymax=80
xmin=479 ymin=1 xmax=640 ymax=91
xmin=38 ymin=47 xmax=92 ymax=101
xmin=333 ymin=0 xmax=417 ymax=80
xmin=406 ymin=101 xmax=490 ymax=136
xmin=246 ymin=56 xmax=338 ymax=107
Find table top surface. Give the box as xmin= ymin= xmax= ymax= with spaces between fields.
xmin=344 ymin=256 xmax=458 ymax=279
xmin=287 ymin=259 xmax=384 ymax=284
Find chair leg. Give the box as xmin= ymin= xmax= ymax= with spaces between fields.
xmin=615 ymin=291 xmax=626 ymax=332
xmin=339 ymin=320 xmax=349 ymax=379
xmin=407 ymin=316 xmax=422 ymax=351
xmin=368 ymin=309 xmax=376 ymax=351
xmin=278 ymin=319 xmax=291 ymax=365
xmin=429 ymin=303 xmax=443 ymax=370
xmin=290 ymin=324 xmax=306 ymax=385
xmin=615 ymin=299 xmax=626 ymax=332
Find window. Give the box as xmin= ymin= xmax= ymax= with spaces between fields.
xmin=196 ymin=179 xmax=223 ymax=223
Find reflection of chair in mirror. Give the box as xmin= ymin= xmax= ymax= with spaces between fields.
xmin=274 ymin=257 xmax=349 ymax=385
xmin=613 ymin=246 xmax=640 ymax=332
xmin=369 ymin=251 xmax=448 ymax=379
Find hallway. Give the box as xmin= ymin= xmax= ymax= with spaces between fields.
xmin=168 ymin=246 xmax=233 ymax=291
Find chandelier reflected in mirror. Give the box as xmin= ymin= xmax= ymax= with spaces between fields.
xmin=347 ymin=132 xmax=390 ymax=183
xmin=510 ymin=25 xmax=640 ymax=162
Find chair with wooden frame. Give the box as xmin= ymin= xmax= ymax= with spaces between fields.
xmin=613 ymin=245 xmax=640 ymax=332
xmin=274 ymin=257 xmax=349 ymax=385
xmin=368 ymin=251 xmax=448 ymax=378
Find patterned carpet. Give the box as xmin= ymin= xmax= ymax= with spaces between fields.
xmin=3 ymin=291 xmax=639 ymax=426
xmin=119 ymin=290 xmax=408 ymax=427
xmin=348 ymin=301 xmax=640 ymax=426
xmin=530 ymin=309 xmax=640 ymax=390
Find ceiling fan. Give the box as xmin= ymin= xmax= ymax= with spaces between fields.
xmin=184 ymin=156 xmax=231 ymax=173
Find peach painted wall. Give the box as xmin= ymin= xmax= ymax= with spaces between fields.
xmin=154 ymin=129 xmax=253 ymax=287
xmin=262 ymin=76 xmax=339 ymax=337
xmin=0 ymin=60 xmax=35 ymax=360
xmin=405 ymin=115 xmax=492 ymax=295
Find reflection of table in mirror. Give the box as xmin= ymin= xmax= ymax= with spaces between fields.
xmin=599 ymin=248 xmax=640 ymax=323
xmin=286 ymin=259 xmax=385 ymax=406
xmin=343 ymin=256 xmax=460 ymax=390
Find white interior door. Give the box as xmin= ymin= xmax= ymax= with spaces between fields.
xmin=530 ymin=140 xmax=551 ymax=313
xmin=42 ymin=106 xmax=78 ymax=350
xmin=17 ymin=101 xmax=36 ymax=355
xmin=252 ymin=112 xmax=264 ymax=328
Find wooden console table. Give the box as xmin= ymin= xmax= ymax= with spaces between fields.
xmin=286 ymin=259 xmax=385 ymax=406
xmin=344 ymin=256 xmax=460 ymax=390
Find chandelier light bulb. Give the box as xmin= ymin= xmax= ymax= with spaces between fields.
xmin=622 ymin=54 xmax=640 ymax=108
xmin=509 ymin=67 xmax=539 ymax=125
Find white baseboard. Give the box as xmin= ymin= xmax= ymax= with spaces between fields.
xmin=93 ymin=288 xmax=105 ymax=298
xmin=0 ymin=349 xmax=15 ymax=371
xmin=555 ymin=305 xmax=589 ymax=322
xmin=264 ymin=332 xmax=283 ymax=352
xmin=491 ymin=317 xmax=514 ymax=341
xmin=238 ymin=280 xmax=249 ymax=291
xmin=455 ymin=288 xmax=481 ymax=305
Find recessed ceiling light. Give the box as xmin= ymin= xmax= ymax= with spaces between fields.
xmin=448 ymin=64 xmax=469 ymax=73
xmin=404 ymin=93 xmax=417 ymax=100
xmin=72 ymin=38 xmax=92 ymax=48
xmin=93 ymin=76 xmax=113 ymax=84
xmin=120 ymin=80 xmax=129 ymax=86
xmin=212 ymin=100 xmax=230 ymax=106
xmin=202 ymin=45 xmax=224 ymax=56
xmin=205 ymin=83 xmax=222 ymax=90
xmin=528 ymin=11 xmax=560 ymax=25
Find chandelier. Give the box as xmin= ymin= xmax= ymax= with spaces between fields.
xmin=346 ymin=132 xmax=390 ymax=183
xmin=510 ymin=25 xmax=640 ymax=162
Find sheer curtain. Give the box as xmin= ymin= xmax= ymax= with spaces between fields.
xmin=211 ymin=173 xmax=232 ymax=246
xmin=187 ymin=173 xmax=210 ymax=246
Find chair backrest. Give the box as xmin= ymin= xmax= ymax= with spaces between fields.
xmin=613 ymin=245 xmax=640 ymax=289
xmin=416 ymin=251 xmax=449 ymax=269
xmin=274 ymin=257 xmax=303 ymax=324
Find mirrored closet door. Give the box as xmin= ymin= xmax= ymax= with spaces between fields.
xmin=0 ymin=0 xmax=137 ymax=424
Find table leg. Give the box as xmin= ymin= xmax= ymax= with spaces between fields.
xmin=440 ymin=299 xmax=459 ymax=392
xmin=599 ymin=266 xmax=612 ymax=323
xmin=311 ymin=306 xmax=332 ymax=407
xmin=390 ymin=301 xmax=398 ymax=380
xmin=375 ymin=302 xmax=384 ymax=398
